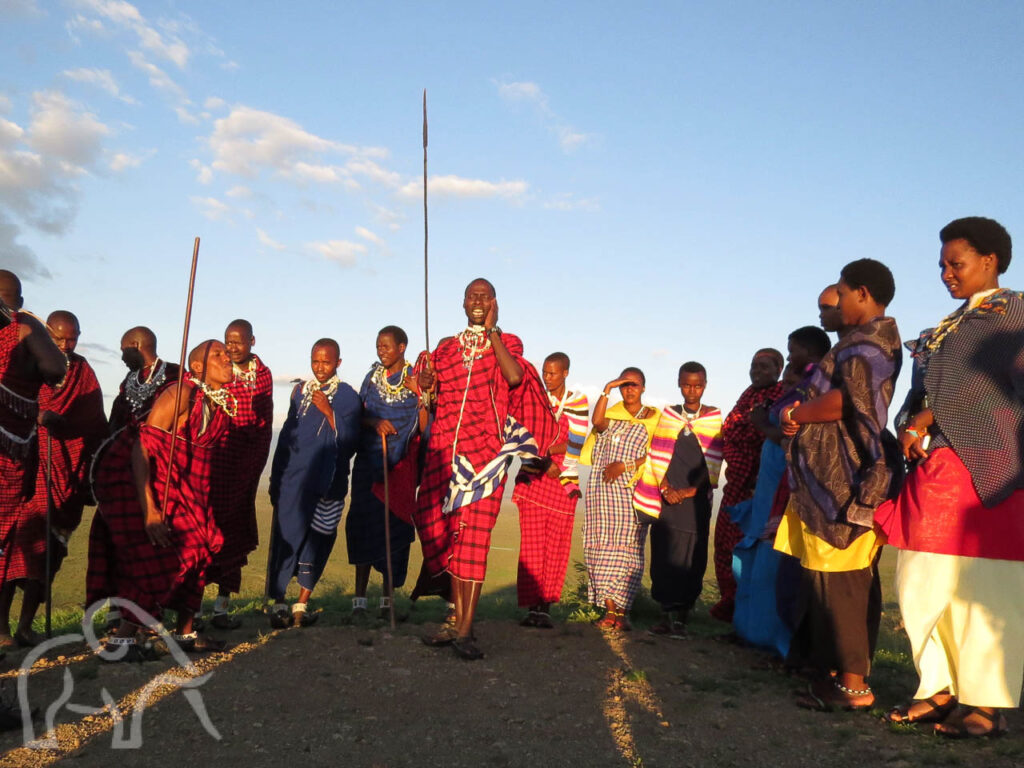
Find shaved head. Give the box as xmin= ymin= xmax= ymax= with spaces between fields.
xmin=188 ymin=339 xmax=233 ymax=388
xmin=0 ymin=270 xmax=23 ymax=310
xmin=121 ymin=326 xmax=157 ymax=353
xmin=48 ymin=310 xmax=81 ymax=355
xmin=312 ymin=337 xmax=340 ymax=358
xmin=47 ymin=310 xmax=80 ymax=333
xmin=464 ymin=277 xmax=496 ymax=298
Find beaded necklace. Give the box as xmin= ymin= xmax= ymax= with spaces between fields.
xmin=123 ymin=358 xmax=168 ymax=416
xmin=300 ymin=375 xmax=340 ymax=416
xmin=370 ymin=362 xmax=415 ymax=404
xmin=233 ymin=357 xmax=258 ymax=386
xmin=456 ymin=325 xmax=491 ymax=369
xmin=193 ymin=377 xmax=238 ymax=418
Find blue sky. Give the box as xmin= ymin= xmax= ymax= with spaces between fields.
xmin=3 ymin=0 xmax=1023 ymax=422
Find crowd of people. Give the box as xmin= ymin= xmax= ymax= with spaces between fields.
xmin=0 ymin=215 xmax=1020 ymax=739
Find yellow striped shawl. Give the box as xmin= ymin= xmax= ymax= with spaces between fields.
xmin=580 ymin=401 xmax=660 ymax=485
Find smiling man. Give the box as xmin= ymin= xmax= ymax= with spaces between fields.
xmin=205 ymin=319 xmax=274 ymax=629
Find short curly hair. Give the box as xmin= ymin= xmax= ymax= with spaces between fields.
xmin=940 ymin=216 xmax=1012 ymax=274
xmin=840 ymin=258 xmax=895 ymax=307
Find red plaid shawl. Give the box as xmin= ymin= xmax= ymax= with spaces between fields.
xmin=90 ymin=385 xmax=228 ymax=618
xmin=0 ymin=355 xmax=108 ymax=584
xmin=721 ymin=383 xmax=784 ymax=508
xmin=210 ymin=355 xmax=271 ymax=573
xmin=0 ymin=314 xmax=42 ymax=547
xmin=416 ymin=335 xmax=557 ymax=578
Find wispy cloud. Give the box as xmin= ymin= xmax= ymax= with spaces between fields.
xmin=256 ymin=227 xmax=286 ymax=251
xmin=495 ymin=79 xmax=593 ymax=153
xmin=62 ymin=67 xmax=137 ymax=104
xmin=190 ymin=195 xmax=230 ymax=221
xmin=543 ymin=193 xmax=600 ymax=212
xmin=307 ymin=239 xmax=366 ymax=267
xmin=398 ymin=174 xmax=528 ymax=200
xmin=73 ymin=0 xmax=190 ymax=69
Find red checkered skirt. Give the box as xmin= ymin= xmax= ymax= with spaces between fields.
xmin=513 ymin=473 xmax=578 ymax=607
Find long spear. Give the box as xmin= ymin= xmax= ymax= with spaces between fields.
xmin=422 ymin=89 xmax=430 ymax=353
xmin=161 ymin=238 xmax=201 ymax=523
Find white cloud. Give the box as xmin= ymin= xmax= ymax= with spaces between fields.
xmin=398 ymin=174 xmax=528 ymax=200
xmin=174 ymin=105 xmax=199 ymax=124
xmin=0 ymin=95 xmax=11 ymax=114
xmin=543 ymin=193 xmax=600 ymax=212
xmin=225 ymin=184 xmax=250 ymax=198
xmin=256 ymin=228 xmax=285 ymax=251
xmin=74 ymin=0 xmax=190 ymax=68
xmin=109 ymin=151 xmax=145 ymax=171
xmin=62 ymin=67 xmax=137 ymax=104
xmin=27 ymin=90 xmax=108 ymax=167
xmin=0 ymin=90 xmax=113 ymax=276
xmin=204 ymin=96 xmax=226 ymax=110
xmin=354 ymin=226 xmax=383 ymax=245
xmin=126 ymin=50 xmax=186 ymax=101
xmin=189 ymin=158 xmax=213 ymax=184
xmin=307 ymin=239 xmax=365 ymax=267
xmin=190 ymin=195 xmax=230 ymax=221
xmin=495 ymin=79 xmax=592 ymax=153
xmin=65 ymin=13 xmax=105 ymax=41
xmin=371 ymin=203 xmax=403 ymax=232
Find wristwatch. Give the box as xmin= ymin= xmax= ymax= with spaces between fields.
xmin=486 ymin=326 xmax=502 ymax=336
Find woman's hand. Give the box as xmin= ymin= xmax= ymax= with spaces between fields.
xmin=899 ymin=426 xmax=928 ymax=461
xmin=781 ymin=400 xmax=801 ymax=437
xmin=602 ymin=461 xmax=626 ymax=483
xmin=603 ymin=378 xmax=630 ymax=393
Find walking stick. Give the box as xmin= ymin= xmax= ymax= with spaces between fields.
xmin=44 ymin=433 xmax=53 ymax=639
xmin=381 ymin=433 xmax=396 ymax=630
xmin=262 ymin=502 xmax=279 ymax=612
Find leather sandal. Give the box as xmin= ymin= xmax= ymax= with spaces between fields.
xmin=452 ymin=636 xmax=485 ymax=661
xmin=886 ymin=693 xmax=956 ymax=724
xmin=176 ymin=633 xmax=227 ymax=653
xmin=935 ymin=707 xmax=1008 ymax=739
xmin=422 ymin=625 xmax=458 ymax=647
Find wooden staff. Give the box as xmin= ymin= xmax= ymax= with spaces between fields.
xmin=43 ymin=433 xmax=53 ymax=639
xmin=161 ymin=238 xmax=201 ymax=522
xmin=380 ymin=433 xmax=396 ymax=630
xmin=422 ymin=89 xmax=430 ymax=353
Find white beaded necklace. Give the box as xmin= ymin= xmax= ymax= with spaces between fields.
xmin=233 ymin=357 xmax=258 ymax=386
xmin=123 ymin=358 xmax=168 ymax=416
xmin=193 ymin=378 xmax=238 ymax=418
xmin=456 ymin=325 xmax=491 ymax=369
xmin=371 ymin=362 xmax=414 ymax=404
xmin=300 ymin=375 xmax=340 ymax=416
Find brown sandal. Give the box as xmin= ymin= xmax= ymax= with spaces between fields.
xmin=886 ymin=693 xmax=956 ymax=724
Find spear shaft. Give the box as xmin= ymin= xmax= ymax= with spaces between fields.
xmin=161 ymin=238 xmax=200 ymax=519
xmin=422 ymin=89 xmax=430 ymax=352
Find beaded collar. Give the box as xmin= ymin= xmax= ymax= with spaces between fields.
xmin=232 ymin=357 xmax=259 ymax=386
xmin=300 ymin=375 xmax=340 ymax=416
xmin=370 ymin=362 xmax=415 ymax=404
xmin=123 ymin=358 xmax=169 ymax=416
xmin=456 ymin=325 xmax=491 ymax=369
xmin=192 ymin=375 xmax=238 ymax=419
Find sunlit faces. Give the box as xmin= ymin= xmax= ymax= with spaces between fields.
xmin=463 ymin=280 xmax=494 ymax=326
xmin=49 ymin=319 xmax=80 ymax=355
xmin=619 ymin=370 xmax=645 ymax=406
xmin=224 ymin=325 xmax=254 ymax=365
xmin=678 ymin=371 xmax=706 ymax=410
xmin=542 ymin=360 xmax=569 ymax=394
xmin=749 ymin=354 xmax=780 ymax=389
xmin=191 ymin=341 xmax=234 ymax=387
xmin=311 ymin=344 xmax=341 ymax=384
xmin=376 ymin=333 xmax=406 ymax=372
xmin=835 ymin=278 xmax=880 ymax=328
xmin=939 ymin=238 xmax=999 ymax=300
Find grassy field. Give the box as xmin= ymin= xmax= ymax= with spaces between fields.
xmin=34 ymin=476 xmax=904 ymax=649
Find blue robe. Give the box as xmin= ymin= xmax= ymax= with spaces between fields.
xmin=268 ymin=380 xmax=361 ymax=599
xmin=345 ymin=364 xmax=418 ymax=583
xmin=730 ymin=423 xmax=792 ymax=658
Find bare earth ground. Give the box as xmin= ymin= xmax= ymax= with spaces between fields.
xmin=0 ymin=488 xmax=1021 ymax=767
